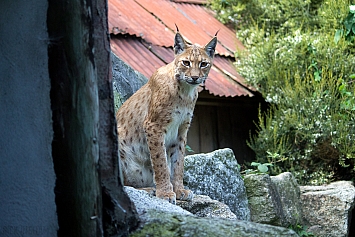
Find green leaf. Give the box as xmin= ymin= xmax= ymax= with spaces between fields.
xmin=185 ymin=145 xmax=194 ymax=153
xmin=339 ymin=84 xmax=346 ymax=94
xmin=334 ymin=29 xmax=343 ymax=44
xmin=349 ymin=74 xmax=355 ymax=79
xmin=251 ymin=162 xmax=260 ymax=166
xmin=263 ymin=163 xmax=274 ymax=166
xmin=258 ymin=164 xmax=269 ymax=173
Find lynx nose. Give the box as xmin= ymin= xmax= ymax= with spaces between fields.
xmin=191 ymin=76 xmax=199 ymax=81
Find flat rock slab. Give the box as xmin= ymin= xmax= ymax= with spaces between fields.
xmin=124 ymin=186 xmax=192 ymax=223
xmin=130 ymin=210 xmax=299 ymax=237
xmin=177 ymin=195 xmax=237 ymax=220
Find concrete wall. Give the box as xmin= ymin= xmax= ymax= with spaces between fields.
xmin=0 ymin=1 xmax=58 ymax=236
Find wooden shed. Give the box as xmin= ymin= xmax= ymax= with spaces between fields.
xmin=108 ymin=0 xmax=266 ymax=163
xmin=189 ymin=91 xmax=265 ymax=163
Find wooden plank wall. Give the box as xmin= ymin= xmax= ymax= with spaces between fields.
xmin=187 ymin=99 xmax=262 ymax=165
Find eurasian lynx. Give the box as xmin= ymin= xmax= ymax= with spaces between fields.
xmin=116 ymin=27 xmax=217 ymax=204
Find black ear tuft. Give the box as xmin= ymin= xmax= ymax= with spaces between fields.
xmin=174 ymin=32 xmax=186 ymax=55
xmin=175 ymin=23 xmax=179 ymax=33
xmin=204 ymin=36 xmax=217 ymax=58
xmin=214 ymin=29 xmax=220 ymax=37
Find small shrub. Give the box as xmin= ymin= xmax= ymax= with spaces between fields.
xmin=242 ymin=161 xmax=273 ymax=176
xmin=289 ymin=224 xmax=314 ymax=237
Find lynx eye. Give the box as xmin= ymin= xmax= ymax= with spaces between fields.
xmin=182 ymin=60 xmax=191 ymax=67
xmin=200 ymin=62 xmax=209 ymax=68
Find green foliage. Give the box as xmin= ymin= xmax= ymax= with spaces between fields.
xmin=289 ymin=224 xmax=314 ymax=237
xmin=335 ymin=5 xmax=355 ymax=43
xmin=210 ymin=0 xmax=355 ymax=184
xmin=248 ymin=71 xmax=355 ymax=184
xmin=208 ymin=0 xmax=246 ymax=25
xmin=185 ymin=145 xmax=195 ymax=153
xmin=209 ymin=0 xmax=327 ymax=33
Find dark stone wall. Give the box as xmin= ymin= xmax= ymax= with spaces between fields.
xmin=0 ymin=1 xmax=58 ymax=236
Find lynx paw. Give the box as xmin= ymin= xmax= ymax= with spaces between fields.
xmin=176 ymin=189 xmax=194 ymax=201
xmin=156 ymin=190 xmax=177 ymax=204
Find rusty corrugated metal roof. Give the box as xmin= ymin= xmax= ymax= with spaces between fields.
xmin=109 ymin=0 xmax=174 ymax=47
xmin=172 ymin=0 xmax=207 ymax=4
xmin=108 ymin=0 xmax=254 ymax=97
xmin=111 ymin=35 xmax=166 ymax=78
xmin=168 ymin=1 xmax=245 ymax=54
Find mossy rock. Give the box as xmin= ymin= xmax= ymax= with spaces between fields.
xmin=131 ymin=210 xmax=299 ymax=237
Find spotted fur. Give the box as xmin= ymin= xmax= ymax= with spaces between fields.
xmin=116 ymin=29 xmax=217 ymax=204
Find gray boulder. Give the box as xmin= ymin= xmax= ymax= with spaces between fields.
xmin=244 ymin=172 xmax=302 ymax=227
xmin=184 ymin=148 xmax=250 ymax=220
xmin=300 ymin=181 xmax=355 ymax=237
xmin=125 ymin=186 xmax=299 ymax=237
xmin=177 ymin=195 xmax=237 ymax=220
xmin=111 ymin=52 xmax=147 ymax=107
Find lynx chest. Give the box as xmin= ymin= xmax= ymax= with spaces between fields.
xmin=164 ymin=100 xmax=194 ymax=147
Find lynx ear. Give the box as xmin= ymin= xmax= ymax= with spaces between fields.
xmin=174 ymin=33 xmax=187 ymax=55
xmin=174 ymin=25 xmax=187 ymax=55
xmin=204 ymin=36 xmax=218 ymax=58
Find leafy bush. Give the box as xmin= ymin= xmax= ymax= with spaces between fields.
xmin=248 ymin=70 xmax=355 ymax=184
xmin=210 ymin=0 xmax=355 ymax=184
xmin=209 ymin=0 xmax=324 ymax=33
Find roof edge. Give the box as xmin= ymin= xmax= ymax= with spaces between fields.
xmin=171 ymin=0 xmax=207 ymax=5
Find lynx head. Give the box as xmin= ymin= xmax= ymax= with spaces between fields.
xmin=173 ymin=27 xmax=218 ymax=85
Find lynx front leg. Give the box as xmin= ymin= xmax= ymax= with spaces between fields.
xmin=170 ymin=122 xmax=193 ymax=201
xmin=143 ymin=120 xmax=176 ymax=204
